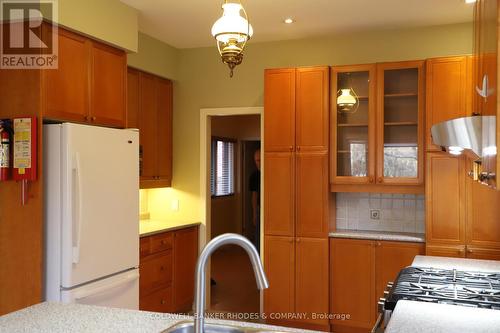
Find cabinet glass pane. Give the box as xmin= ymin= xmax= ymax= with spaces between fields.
xmin=383 ymin=68 xmax=418 ymax=178
xmin=336 ymin=71 xmax=370 ymax=177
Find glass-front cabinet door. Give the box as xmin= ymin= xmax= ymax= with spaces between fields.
xmin=331 ymin=65 xmax=376 ymax=184
xmin=376 ymin=61 xmax=425 ymax=185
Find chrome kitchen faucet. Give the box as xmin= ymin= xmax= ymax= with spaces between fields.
xmin=193 ymin=233 xmax=269 ymax=333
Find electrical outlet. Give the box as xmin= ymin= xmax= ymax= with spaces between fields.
xmin=370 ymin=209 xmax=380 ymax=220
xmin=171 ymin=199 xmax=179 ymax=212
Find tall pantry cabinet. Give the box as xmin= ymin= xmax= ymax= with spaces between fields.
xmin=263 ymin=67 xmax=330 ymax=331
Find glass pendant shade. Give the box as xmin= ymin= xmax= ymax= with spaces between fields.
xmin=337 ymin=88 xmax=359 ymax=113
xmin=211 ymin=2 xmax=253 ymax=77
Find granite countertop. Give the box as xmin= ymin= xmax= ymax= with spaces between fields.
xmin=0 ymin=302 xmax=320 ymax=333
xmin=412 ymin=255 xmax=500 ymax=272
xmin=139 ymin=220 xmax=201 ymax=237
xmin=329 ymin=229 xmax=425 ymax=243
xmin=385 ymin=300 xmax=500 ymax=333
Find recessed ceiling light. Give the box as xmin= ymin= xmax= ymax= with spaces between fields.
xmin=284 ymin=18 xmax=294 ymax=24
xmin=465 ymin=0 xmax=476 ymax=3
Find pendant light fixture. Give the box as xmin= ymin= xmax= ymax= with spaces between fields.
xmin=211 ymin=0 xmax=253 ymax=78
xmin=337 ymin=74 xmax=359 ymax=114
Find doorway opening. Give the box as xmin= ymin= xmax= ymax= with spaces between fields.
xmin=209 ymin=115 xmax=261 ymax=316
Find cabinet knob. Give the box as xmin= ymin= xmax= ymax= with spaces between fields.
xmin=161 ymin=300 xmax=166 ymax=305
xmin=466 ymin=248 xmax=473 ymax=254
xmin=297 ymin=146 xmax=301 ymax=152
xmin=84 ymin=116 xmax=90 ymax=121
xmin=369 ymin=176 xmax=374 ymax=183
xmin=160 ymin=266 xmax=165 ymax=271
xmin=289 ymin=146 xmax=293 ymax=152
xmin=377 ymin=177 xmax=383 ymax=183
xmin=161 ymin=240 xmax=166 ymax=245
xmin=91 ymin=116 xmax=96 ymax=121
xmin=377 ymin=241 xmax=381 ymax=246
xmin=296 ymin=238 xmax=301 ymax=243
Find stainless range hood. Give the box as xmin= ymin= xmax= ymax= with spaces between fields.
xmin=431 ymin=115 xmax=497 ymax=158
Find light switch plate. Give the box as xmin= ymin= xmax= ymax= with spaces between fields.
xmin=370 ymin=209 xmax=380 ymax=220
xmin=171 ymin=199 xmax=179 ymax=212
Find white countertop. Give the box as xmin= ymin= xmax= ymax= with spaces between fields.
xmin=139 ymin=220 xmax=201 ymax=237
xmin=0 ymin=302 xmax=319 ymax=333
xmin=329 ymin=229 xmax=425 ymax=243
xmin=385 ymin=300 xmax=500 ymax=333
xmin=412 ymin=255 xmax=500 ymax=272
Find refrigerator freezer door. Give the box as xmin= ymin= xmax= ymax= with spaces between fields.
xmin=61 ymin=269 xmax=139 ymax=309
xmin=60 ymin=124 xmax=139 ymax=288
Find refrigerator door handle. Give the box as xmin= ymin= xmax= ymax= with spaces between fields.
xmin=72 ymin=152 xmax=83 ymax=264
xmin=73 ymin=270 xmax=139 ymax=300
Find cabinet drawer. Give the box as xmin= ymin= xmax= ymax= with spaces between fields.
xmin=140 ymin=237 xmax=151 ymax=258
xmin=151 ymin=232 xmax=173 ymax=254
xmin=140 ymin=251 xmax=173 ymax=295
xmin=140 ymin=286 xmax=173 ymax=313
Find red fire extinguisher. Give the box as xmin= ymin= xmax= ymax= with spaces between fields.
xmin=0 ymin=124 xmax=11 ymax=181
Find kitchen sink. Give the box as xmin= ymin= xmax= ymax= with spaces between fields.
xmin=161 ymin=321 xmax=290 ymax=333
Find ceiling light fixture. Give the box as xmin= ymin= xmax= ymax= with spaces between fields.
xmin=211 ymin=0 xmax=253 ymax=78
xmin=284 ymin=18 xmax=294 ymax=24
xmin=465 ymin=0 xmax=476 ymax=4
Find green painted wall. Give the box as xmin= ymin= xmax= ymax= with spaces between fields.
xmin=147 ymin=22 xmax=473 ymax=223
xmin=58 ymin=0 xmax=138 ymax=52
xmin=127 ymin=32 xmax=179 ymax=80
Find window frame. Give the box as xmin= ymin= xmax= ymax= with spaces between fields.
xmin=211 ymin=136 xmax=237 ymax=198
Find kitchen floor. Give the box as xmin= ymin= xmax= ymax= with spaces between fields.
xmin=210 ymin=245 xmax=260 ymax=317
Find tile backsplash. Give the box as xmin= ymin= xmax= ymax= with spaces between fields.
xmin=335 ymin=193 xmax=425 ymax=234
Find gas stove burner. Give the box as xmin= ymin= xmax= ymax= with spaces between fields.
xmin=383 ymin=266 xmax=500 ymax=311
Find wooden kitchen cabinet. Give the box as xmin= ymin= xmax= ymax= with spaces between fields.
xmin=330 ymin=61 xmax=425 ymax=193
xmin=295 ymin=152 xmax=329 ymax=238
xmin=90 ymin=42 xmax=127 ymax=127
xmin=139 ymin=226 xmax=198 ymax=313
xmin=264 ymin=68 xmax=296 ymax=152
xmin=330 ymin=238 xmax=424 ymax=332
xmin=472 ymin=0 xmax=498 ymax=189
xmin=264 ymin=236 xmax=295 ymax=316
xmin=127 ymin=67 xmax=173 ymax=189
xmin=173 ymin=226 xmax=198 ymax=312
xmin=425 ymin=153 xmax=500 ymax=259
xmin=263 ymin=152 xmax=295 ymax=236
xmin=295 ymin=67 xmax=329 ymax=152
xmin=425 ymin=56 xmax=472 ymax=151
xmin=43 ymin=26 xmax=127 ymax=128
xmin=425 ymin=153 xmax=467 ymax=246
xmin=330 ymin=64 xmax=377 ymax=185
xmin=263 ymin=66 xmax=329 ymax=330
xmin=376 ymin=61 xmax=425 ymax=186
xmin=295 ymin=238 xmax=329 ymax=326
xmin=330 ymin=238 xmax=376 ymax=331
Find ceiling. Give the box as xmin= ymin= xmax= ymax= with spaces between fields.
xmin=120 ymin=0 xmax=474 ymax=49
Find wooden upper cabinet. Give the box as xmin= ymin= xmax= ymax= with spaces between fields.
xmin=264 ymin=236 xmax=295 ymax=316
xmin=264 ymin=152 xmax=295 ymax=236
xmin=296 ymin=152 xmax=328 ymax=238
xmin=375 ymin=241 xmax=424 ymax=301
xmin=127 ymin=68 xmax=140 ymax=129
xmin=330 ymin=238 xmax=376 ymax=330
xmin=139 ymin=73 xmax=159 ymax=182
xmin=376 ymin=61 xmax=425 ymax=186
xmin=43 ymin=27 xmax=126 ymax=128
xmin=425 ymin=153 xmax=466 ymax=245
xmin=173 ymin=227 xmax=198 ymax=312
xmin=295 ymin=67 xmax=329 ymax=152
xmin=295 ymin=237 xmax=329 ymax=325
xmin=156 ymin=78 xmax=173 ymax=185
xmin=90 ymin=42 xmax=126 ymax=127
xmin=466 ymin=172 xmax=500 ymax=249
xmin=264 ymin=68 xmax=296 ymax=152
xmin=43 ymin=28 xmax=89 ymax=123
xmin=426 ymin=56 xmax=471 ymax=151
xmin=330 ymin=64 xmax=377 ymax=185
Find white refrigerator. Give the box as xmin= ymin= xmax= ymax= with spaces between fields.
xmin=43 ymin=123 xmax=139 ymax=309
